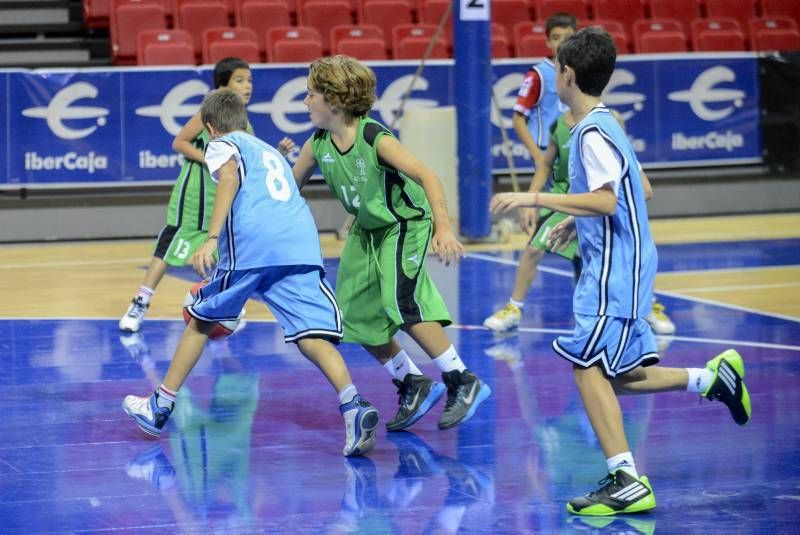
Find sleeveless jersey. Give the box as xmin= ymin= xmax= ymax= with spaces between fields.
xmin=519 ymin=60 xmax=568 ymax=149
xmin=311 ymin=116 xmax=430 ymax=230
xmin=205 ymin=131 xmax=323 ymax=271
xmin=568 ymin=106 xmax=656 ymax=319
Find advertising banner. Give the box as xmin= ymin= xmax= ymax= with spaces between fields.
xmin=0 ymin=55 xmax=762 ymax=187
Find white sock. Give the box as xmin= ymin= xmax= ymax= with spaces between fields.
xmin=383 ymin=350 xmax=423 ymax=381
xmin=338 ymin=384 xmax=358 ymax=405
xmin=433 ymin=345 xmax=466 ymax=373
xmin=509 ymin=298 xmax=524 ymax=309
xmin=686 ymin=367 xmax=714 ymax=393
xmin=157 ymin=384 xmax=176 ymax=409
xmin=607 ymin=451 xmax=639 ymax=479
xmin=136 ymin=286 xmax=154 ymax=304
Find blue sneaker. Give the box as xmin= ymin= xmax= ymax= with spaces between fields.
xmin=123 ymin=390 xmax=173 ymax=437
xmin=386 ymin=374 xmax=446 ymax=431
xmin=438 ymin=369 xmax=492 ymax=430
xmin=339 ymin=395 xmax=379 ymax=457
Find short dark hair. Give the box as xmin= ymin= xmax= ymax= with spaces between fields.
xmin=546 ymin=12 xmax=578 ymax=36
xmin=200 ymin=88 xmax=248 ymax=135
xmin=213 ymin=57 xmax=250 ymax=89
xmin=556 ymin=27 xmax=616 ymax=97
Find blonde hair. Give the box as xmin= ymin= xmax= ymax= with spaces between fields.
xmin=200 ymin=88 xmax=248 ymax=135
xmin=308 ymin=55 xmax=376 ymax=120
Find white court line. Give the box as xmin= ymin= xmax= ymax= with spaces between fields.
xmin=5 ymin=316 xmax=798 ymax=352
xmin=452 ymin=324 xmax=800 ymax=352
xmin=0 ymin=258 xmax=149 ymax=269
xmin=466 ymin=251 xmax=800 ymax=324
xmin=665 ymin=281 xmax=800 ymax=293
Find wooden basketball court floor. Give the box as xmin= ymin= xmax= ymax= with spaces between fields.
xmin=1 ymin=213 xmax=799 ymax=533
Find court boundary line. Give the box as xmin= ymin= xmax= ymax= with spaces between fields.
xmin=467 ymin=252 xmax=800 ymax=324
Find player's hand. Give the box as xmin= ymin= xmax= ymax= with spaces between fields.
xmin=491 ymin=192 xmax=538 ymax=214
xmin=277 ymin=137 xmax=296 ymax=157
xmin=431 ymin=229 xmax=464 ymax=266
xmin=192 ymin=239 xmax=218 ymax=279
xmin=519 ymin=207 xmax=538 ymax=234
xmin=547 ymin=216 xmax=576 ymax=252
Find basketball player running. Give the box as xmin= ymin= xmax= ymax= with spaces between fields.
xmin=123 ymin=89 xmax=379 ymax=457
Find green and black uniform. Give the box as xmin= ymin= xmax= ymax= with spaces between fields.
xmin=154 ymin=123 xmax=252 ymax=265
xmin=527 ymin=113 xmax=579 ymax=260
xmin=311 ymin=116 xmax=451 ymax=346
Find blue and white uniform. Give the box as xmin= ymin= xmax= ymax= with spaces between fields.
xmin=553 ymin=105 xmax=659 ymax=376
xmin=187 ymin=130 xmax=342 ymax=343
xmin=514 ymin=59 xmax=568 ymax=150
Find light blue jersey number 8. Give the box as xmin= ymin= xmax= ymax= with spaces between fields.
xmin=263 ymin=151 xmax=291 ymax=202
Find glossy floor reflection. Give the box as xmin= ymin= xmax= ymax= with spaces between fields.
xmin=2 ymin=238 xmax=800 ymax=533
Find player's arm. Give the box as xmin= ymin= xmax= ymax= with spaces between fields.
xmin=640 ymin=168 xmax=653 ymax=201
xmin=376 ymin=135 xmax=464 ymax=265
xmin=520 ymin=138 xmax=558 ymax=233
xmin=172 ymin=112 xmax=206 ymax=163
xmin=513 ymin=112 xmax=545 ymax=169
xmin=492 ymin=130 xmax=620 ymax=216
xmin=193 ymin=157 xmax=238 ymax=278
xmin=291 ymin=137 xmax=318 ymax=189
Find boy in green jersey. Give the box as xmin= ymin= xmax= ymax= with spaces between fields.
xmin=292 ymin=55 xmax=492 ymax=432
xmin=119 ymin=58 xmax=294 ymax=333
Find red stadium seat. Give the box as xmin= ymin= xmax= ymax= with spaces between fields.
xmin=237 ymin=1 xmax=292 ymax=58
xmin=362 ymin=0 xmax=414 ymax=55
xmin=691 ymin=18 xmax=745 ymax=51
xmin=176 ymin=2 xmax=231 ymax=56
xmin=330 ymin=24 xmax=384 ymax=55
xmin=137 ymin=29 xmax=194 ymax=65
xmin=514 ymin=20 xmax=548 ymax=57
xmin=492 ymin=33 xmax=512 ymax=58
xmin=749 ymin=15 xmax=798 ymax=44
xmin=705 ymin=0 xmax=756 ymax=36
xmin=536 ymin=0 xmax=588 ymax=21
xmin=336 ymin=37 xmax=388 ymax=58
xmin=266 ymin=25 xmax=322 ymax=61
xmin=637 ymin=30 xmax=687 ymax=52
xmin=752 ymin=27 xmax=800 ymax=51
xmin=84 ymin=0 xmax=111 ymax=28
xmin=202 ymin=27 xmax=260 ymax=64
xmin=418 ymin=0 xmax=453 ymax=44
xmin=272 ymin=37 xmax=324 ymax=62
xmin=394 ymin=35 xmax=448 ymax=59
xmin=236 ymin=0 xmax=295 ymax=24
xmin=591 ymin=0 xmax=646 ymax=32
xmin=111 ymin=0 xmax=167 ymax=65
xmin=392 ymin=23 xmax=447 ymax=57
xmin=632 ymin=18 xmax=686 ymax=50
xmin=492 ymin=0 xmax=531 ymax=42
xmin=299 ymin=0 xmax=354 ymax=53
xmin=586 ymin=19 xmax=630 ymax=52
xmin=142 ymin=42 xmax=197 ymax=65
xmin=648 ymin=0 xmax=700 ymax=33
xmin=759 ymin=0 xmax=800 ymax=26
xmin=173 ymin=0 xmax=233 ymax=22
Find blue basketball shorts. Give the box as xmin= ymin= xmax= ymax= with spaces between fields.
xmin=186 ymin=265 xmax=343 ymax=344
xmin=552 ymin=313 xmax=660 ymax=377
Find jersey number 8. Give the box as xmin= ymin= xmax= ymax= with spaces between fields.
xmin=263 ymin=151 xmax=291 ymax=202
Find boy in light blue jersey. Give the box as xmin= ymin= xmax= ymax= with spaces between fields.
xmin=492 ymin=28 xmax=751 ymax=516
xmin=123 ymin=89 xmax=379 ymax=458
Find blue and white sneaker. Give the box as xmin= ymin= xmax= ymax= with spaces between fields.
xmin=125 ymin=444 xmax=176 ymax=491
xmin=123 ymin=390 xmax=173 ymax=437
xmin=339 ymin=394 xmax=379 ymax=457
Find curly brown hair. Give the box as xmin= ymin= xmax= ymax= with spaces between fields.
xmin=308 ymin=55 xmax=376 ymax=120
